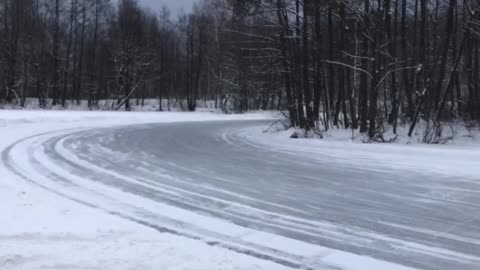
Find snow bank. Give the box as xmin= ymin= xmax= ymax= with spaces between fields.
xmin=234 ymin=123 xmax=480 ymax=179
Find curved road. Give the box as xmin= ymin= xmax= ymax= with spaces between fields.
xmin=4 ymin=120 xmax=480 ymax=270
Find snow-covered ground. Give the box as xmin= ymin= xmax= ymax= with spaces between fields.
xmin=0 ymin=98 xmax=219 ymax=112
xmin=238 ymin=123 xmax=480 ymax=179
xmin=270 ymin=117 xmax=480 ymax=145
xmin=2 ymin=110 xmax=474 ymax=270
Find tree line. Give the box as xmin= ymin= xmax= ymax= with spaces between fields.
xmin=1 ymin=0 xmax=479 ymax=142
xmin=223 ymin=0 xmax=480 ymax=142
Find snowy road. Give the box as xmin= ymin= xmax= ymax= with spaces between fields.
xmin=3 ymin=118 xmax=480 ymax=270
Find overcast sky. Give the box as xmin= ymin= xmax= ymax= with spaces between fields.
xmin=136 ymin=0 xmax=199 ymax=16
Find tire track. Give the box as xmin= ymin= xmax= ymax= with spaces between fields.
xmin=1 ymin=128 xmax=332 ymax=270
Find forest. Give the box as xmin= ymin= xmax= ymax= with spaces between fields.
xmin=0 ymin=0 xmax=479 ymax=142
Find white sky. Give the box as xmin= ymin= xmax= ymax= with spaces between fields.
xmin=136 ymin=0 xmax=198 ymax=16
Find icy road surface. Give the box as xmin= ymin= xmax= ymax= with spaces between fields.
xmin=3 ymin=118 xmax=480 ymax=270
